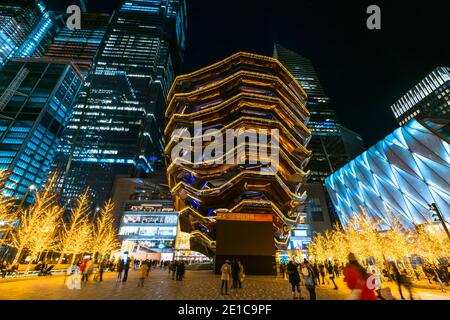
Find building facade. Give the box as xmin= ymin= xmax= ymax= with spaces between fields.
xmin=0 ymin=0 xmax=57 ymax=67
xmin=56 ymin=0 xmax=187 ymax=207
xmin=273 ymin=44 xmax=364 ymax=248
xmin=273 ymin=43 xmax=351 ymax=182
xmin=119 ymin=199 xmax=178 ymax=260
xmin=391 ymin=67 xmax=450 ymax=126
xmin=0 ymin=58 xmax=83 ymax=202
xmin=43 ymin=13 xmax=111 ymax=77
xmin=325 ymin=118 xmax=450 ymax=230
xmin=165 ymin=52 xmax=312 ymax=273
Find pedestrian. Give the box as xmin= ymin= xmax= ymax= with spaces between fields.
xmin=390 ymin=262 xmax=413 ymax=300
xmin=171 ymin=261 xmax=177 ymax=280
xmin=312 ymin=263 xmax=321 ymax=285
xmin=326 ymin=260 xmax=338 ymax=290
xmin=301 ymin=259 xmax=317 ymax=300
xmin=80 ymin=259 xmax=89 ymax=282
xmin=122 ymin=258 xmax=130 ymax=282
xmin=433 ymin=266 xmax=446 ymax=293
xmin=278 ymin=263 xmax=284 ymax=280
xmin=333 ymin=261 xmax=340 ymax=277
xmin=220 ymin=259 xmax=232 ymax=295
xmin=343 ymin=253 xmax=376 ymax=300
xmin=85 ymin=259 xmax=94 ymax=282
xmin=231 ymin=259 xmax=240 ymax=289
xmin=176 ymin=261 xmax=184 ymax=281
xmin=287 ymin=259 xmax=303 ymax=300
xmin=238 ymin=260 xmax=245 ymax=289
xmin=66 ymin=263 xmax=82 ymax=290
xmin=319 ymin=263 xmax=328 ymax=285
xmin=117 ymin=259 xmax=124 ymax=281
xmin=367 ymin=262 xmax=383 ymax=298
xmin=137 ymin=262 xmax=149 ymax=287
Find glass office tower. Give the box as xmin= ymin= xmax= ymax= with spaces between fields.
xmin=0 ymin=0 xmax=56 ymax=67
xmin=0 ymin=58 xmax=83 ymax=203
xmin=273 ymin=44 xmax=364 ymax=245
xmin=273 ymin=43 xmax=350 ymax=182
xmin=43 ymin=13 xmax=111 ymax=77
xmin=57 ymin=0 xmax=187 ymax=207
xmin=391 ymin=67 xmax=450 ymax=126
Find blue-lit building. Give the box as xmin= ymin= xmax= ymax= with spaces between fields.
xmin=0 ymin=58 xmax=83 ymax=202
xmin=57 ymin=0 xmax=187 ymax=208
xmin=0 ymin=0 xmax=57 ymax=67
xmin=43 ymin=13 xmax=111 ymax=77
xmin=325 ymin=118 xmax=450 ymax=230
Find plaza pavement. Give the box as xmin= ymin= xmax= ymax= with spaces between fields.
xmin=0 ymin=269 xmax=448 ymax=300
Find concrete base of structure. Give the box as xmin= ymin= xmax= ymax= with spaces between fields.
xmin=214 ymin=218 xmax=276 ymax=275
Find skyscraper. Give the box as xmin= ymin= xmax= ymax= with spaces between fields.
xmin=0 ymin=58 xmax=83 ymax=203
xmin=0 ymin=0 xmax=57 ymax=67
xmin=391 ymin=67 xmax=450 ymax=126
xmin=273 ymin=44 xmax=364 ymax=240
xmin=165 ymin=52 xmax=312 ymax=274
xmin=43 ymin=13 xmax=111 ymax=77
xmin=57 ymin=0 xmax=187 ymax=207
xmin=273 ymin=43 xmax=350 ymax=182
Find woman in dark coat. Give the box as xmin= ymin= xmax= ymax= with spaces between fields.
xmin=287 ymin=260 xmax=303 ymax=299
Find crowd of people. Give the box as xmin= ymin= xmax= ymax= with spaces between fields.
xmin=2 ymin=253 xmax=449 ymax=299
xmin=279 ymin=254 xmax=450 ymax=300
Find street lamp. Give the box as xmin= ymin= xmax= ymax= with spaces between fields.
xmin=429 ymin=203 xmax=450 ymax=241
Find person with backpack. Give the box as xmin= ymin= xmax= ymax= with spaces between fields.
xmin=301 ymin=259 xmax=317 ymax=300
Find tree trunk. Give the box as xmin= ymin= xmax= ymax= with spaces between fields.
xmin=12 ymin=246 xmax=25 ymax=265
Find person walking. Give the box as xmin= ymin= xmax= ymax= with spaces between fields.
xmin=117 ymin=259 xmax=124 ymax=281
xmin=287 ymin=260 xmax=303 ymax=300
xmin=220 ymin=260 xmax=232 ymax=295
xmin=343 ymin=253 xmax=376 ymax=300
xmin=66 ymin=263 xmax=82 ymax=290
xmin=237 ymin=260 xmax=245 ymax=289
xmin=432 ymin=266 xmax=446 ymax=293
xmin=231 ymin=259 xmax=240 ymax=289
xmin=326 ymin=260 xmax=338 ymax=290
xmin=80 ymin=259 xmax=89 ymax=282
xmin=137 ymin=262 xmax=149 ymax=287
xmin=176 ymin=261 xmax=185 ymax=281
xmin=367 ymin=262 xmax=383 ymax=298
xmin=280 ymin=263 xmax=286 ymax=280
xmin=301 ymin=259 xmax=317 ymax=300
xmin=122 ymin=258 xmax=130 ymax=282
xmin=390 ymin=262 xmax=413 ymax=300
xmin=171 ymin=261 xmax=177 ymax=280
xmin=312 ymin=263 xmax=321 ymax=285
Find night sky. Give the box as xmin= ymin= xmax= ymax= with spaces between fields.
xmin=44 ymin=0 xmax=450 ymax=146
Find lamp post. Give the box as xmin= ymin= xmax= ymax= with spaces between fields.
xmin=429 ymin=203 xmax=450 ymax=241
